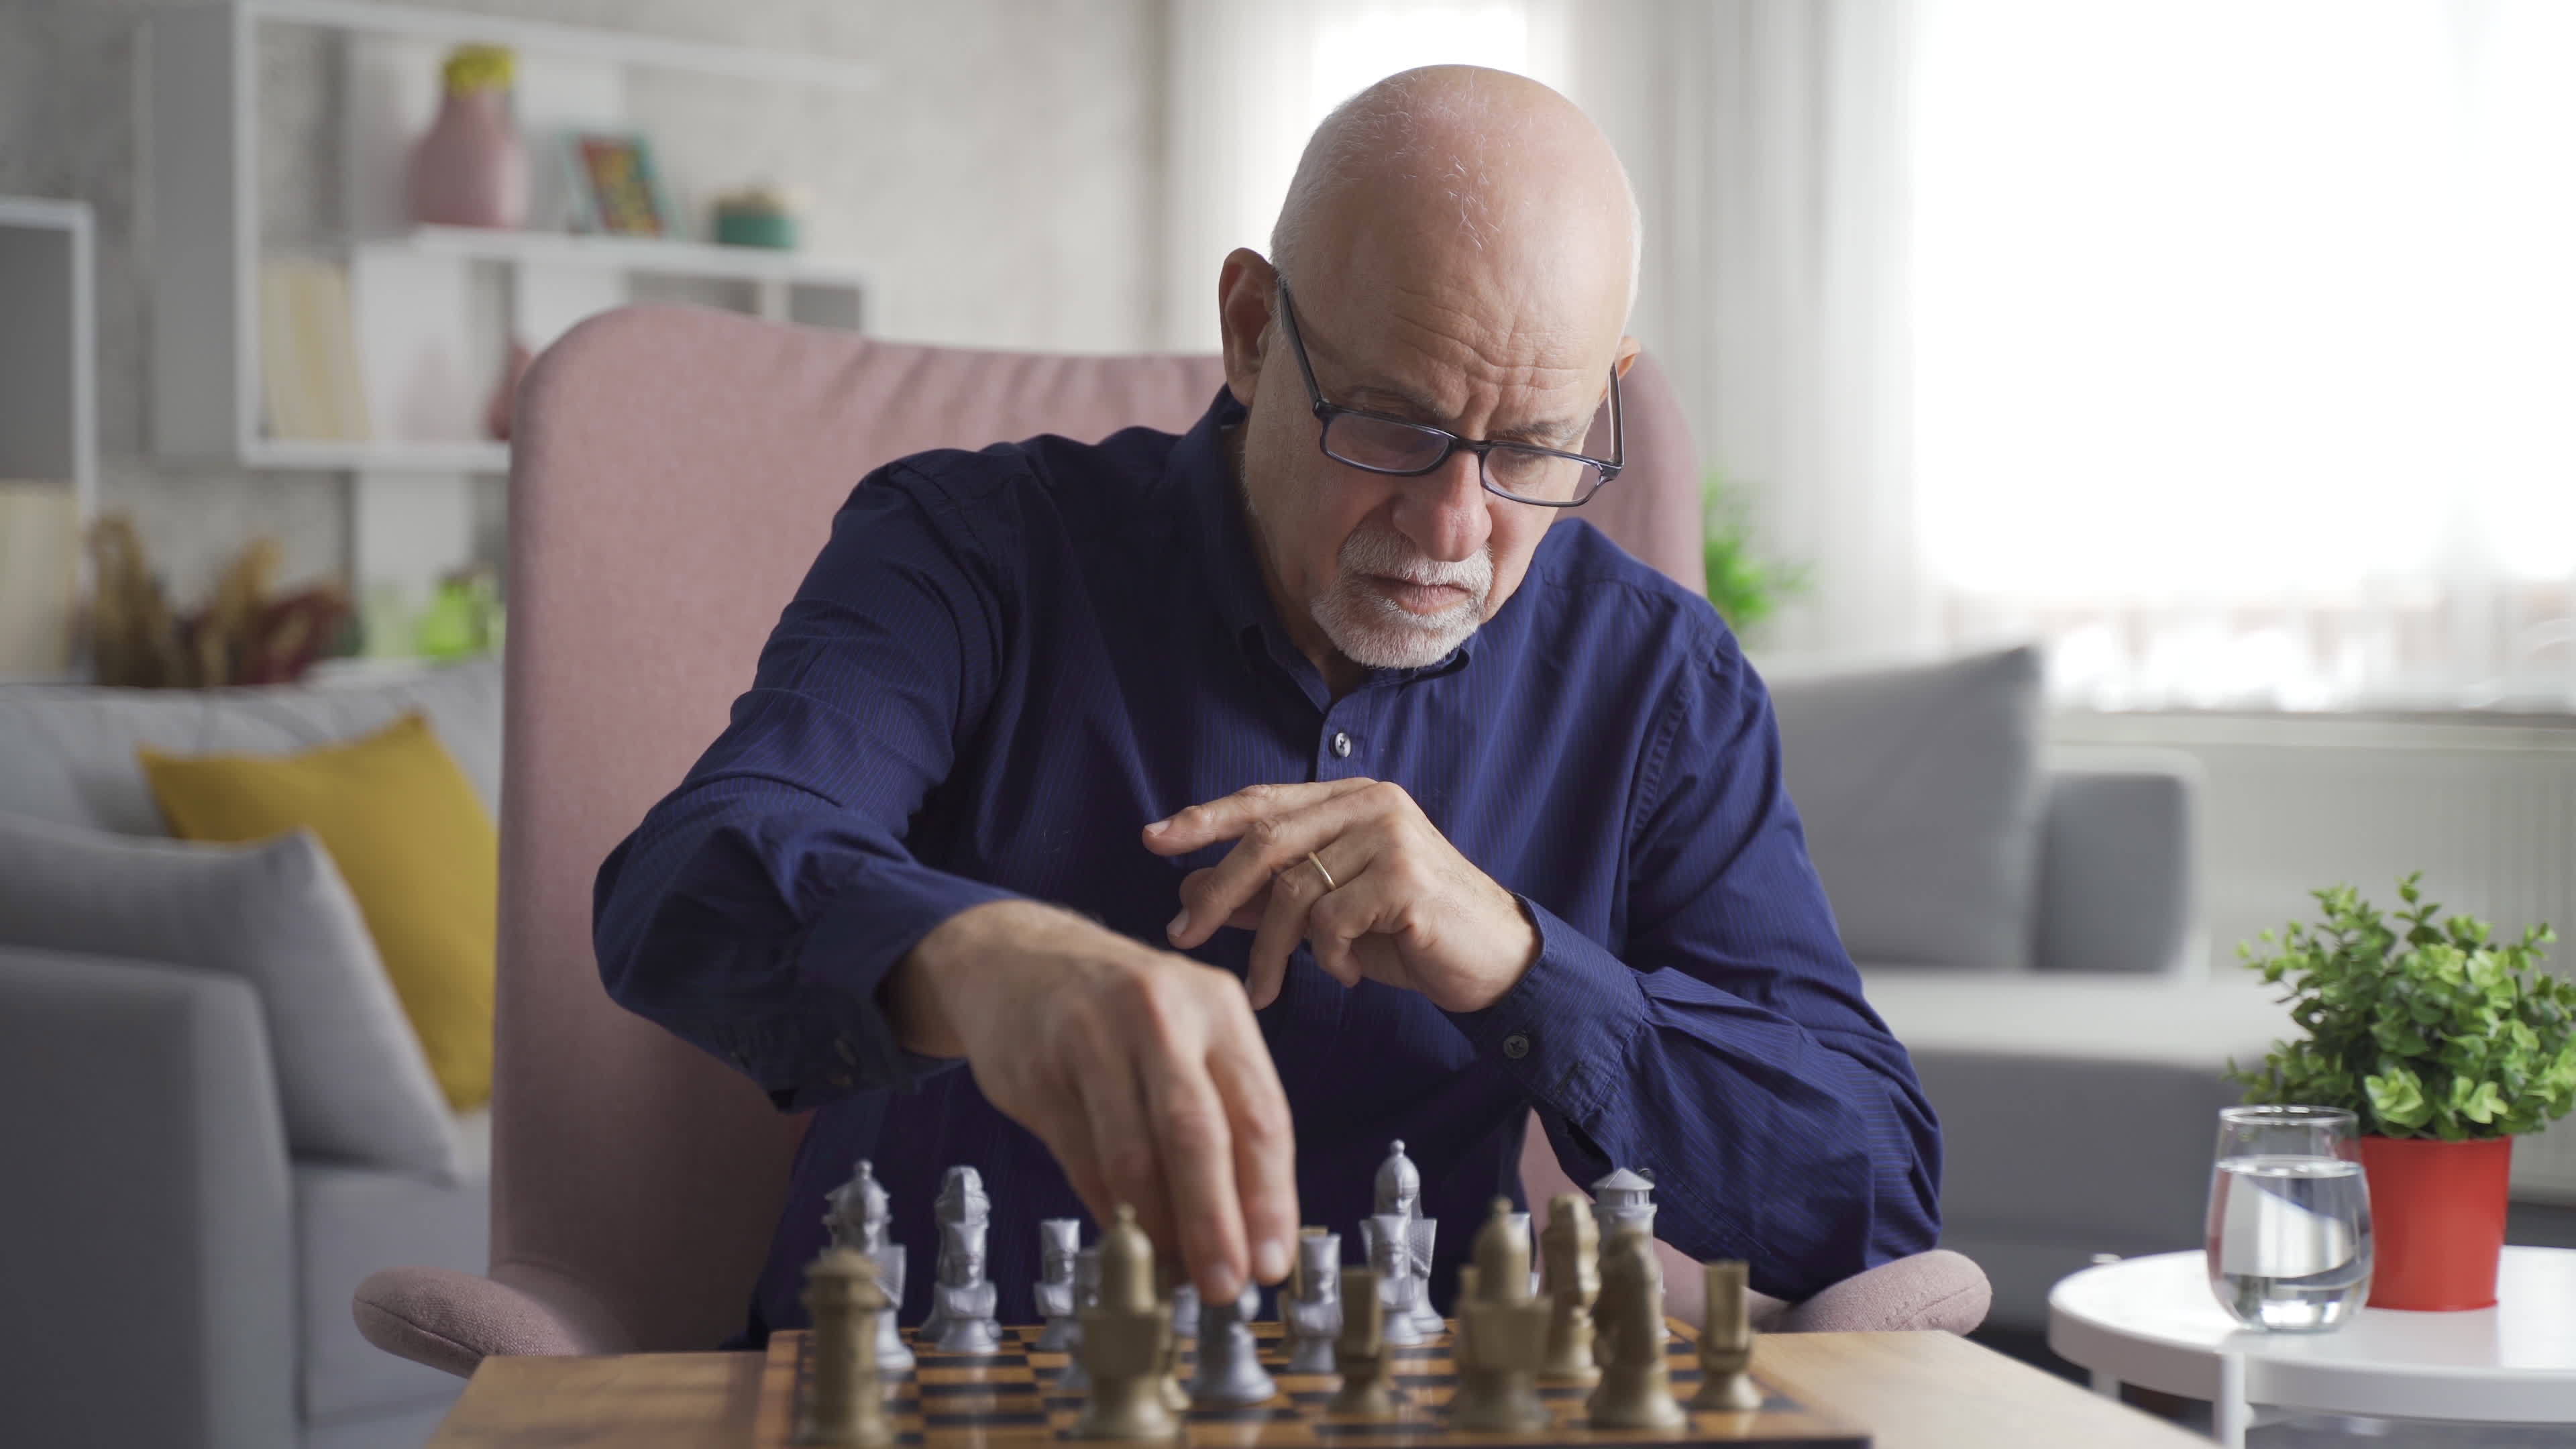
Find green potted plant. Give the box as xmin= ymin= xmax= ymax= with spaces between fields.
xmin=2228 ymin=875 xmax=2575 ymax=1309
xmin=1702 ymin=470 xmax=1806 ymax=641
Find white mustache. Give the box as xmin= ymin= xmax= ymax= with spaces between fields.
xmin=1339 ymin=529 xmax=1492 ymax=593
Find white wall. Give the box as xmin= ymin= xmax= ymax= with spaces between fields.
xmin=0 ymin=0 xmax=1163 ymax=601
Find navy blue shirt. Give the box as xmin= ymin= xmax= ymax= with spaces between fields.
xmin=594 ymin=388 xmax=1939 ymax=1338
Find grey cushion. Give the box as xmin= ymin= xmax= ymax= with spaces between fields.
xmin=0 ymin=812 xmax=460 ymax=1180
xmin=1768 ymin=647 xmax=2046 ymax=970
xmin=0 ymin=657 xmax=501 ymax=835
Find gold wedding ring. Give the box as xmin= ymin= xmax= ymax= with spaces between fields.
xmin=1306 ymin=851 xmax=1338 ymax=892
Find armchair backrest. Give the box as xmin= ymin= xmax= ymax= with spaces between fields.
xmin=495 ymin=304 xmax=1703 ymax=1350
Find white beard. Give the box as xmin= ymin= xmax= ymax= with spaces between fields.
xmin=1311 ymin=525 xmax=1494 ymax=669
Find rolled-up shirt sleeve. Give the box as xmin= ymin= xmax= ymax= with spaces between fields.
xmin=1446 ymin=636 xmax=1943 ymax=1302
xmin=593 ymin=460 xmax=1017 ymax=1111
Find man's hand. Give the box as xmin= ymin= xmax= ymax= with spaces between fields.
xmin=1143 ymin=780 xmax=1542 ymax=1013
xmin=882 ymin=900 xmax=1299 ymax=1303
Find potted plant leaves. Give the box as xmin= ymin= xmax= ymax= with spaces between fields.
xmin=2228 ymin=875 xmax=2575 ymax=1309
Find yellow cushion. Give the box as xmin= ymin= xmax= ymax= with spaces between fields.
xmin=140 ymin=712 xmax=497 ymax=1111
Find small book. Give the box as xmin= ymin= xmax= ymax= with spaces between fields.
xmin=258 ymin=258 xmax=374 ymax=441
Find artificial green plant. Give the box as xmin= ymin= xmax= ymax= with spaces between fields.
xmin=1702 ymin=470 xmax=1807 ymax=638
xmin=2228 ymin=875 xmax=2576 ymax=1140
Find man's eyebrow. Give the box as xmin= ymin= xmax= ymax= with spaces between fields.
xmin=1340 ymin=382 xmax=1591 ymax=449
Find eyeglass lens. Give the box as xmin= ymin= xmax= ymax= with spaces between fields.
xmin=1322 ymin=411 xmax=1611 ymax=504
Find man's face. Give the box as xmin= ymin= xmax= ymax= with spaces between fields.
xmin=1223 ymin=243 xmax=1631 ymax=676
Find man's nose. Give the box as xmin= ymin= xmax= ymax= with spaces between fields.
xmin=1389 ymin=448 xmax=1493 ymax=564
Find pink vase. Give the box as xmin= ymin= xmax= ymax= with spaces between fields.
xmin=408 ymin=89 xmax=527 ymax=229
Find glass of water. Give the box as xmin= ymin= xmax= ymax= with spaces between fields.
xmin=2206 ymin=1105 xmax=2372 ymax=1331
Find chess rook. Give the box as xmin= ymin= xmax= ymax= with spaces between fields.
xmin=1282 ymin=1229 xmax=1343 ymax=1375
xmin=1690 ymin=1260 xmax=1764 ymax=1412
xmin=1327 ymin=1266 xmax=1399 ymax=1417
xmin=1071 ymin=1205 xmax=1179 ymax=1440
xmin=1034 ymin=1218 xmax=1083 ymax=1351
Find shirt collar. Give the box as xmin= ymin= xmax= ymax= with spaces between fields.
xmin=1163 ymin=387 xmax=1477 ymax=688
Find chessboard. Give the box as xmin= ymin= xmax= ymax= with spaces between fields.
xmin=749 ymin=1319 xmax=1869 ymax=1448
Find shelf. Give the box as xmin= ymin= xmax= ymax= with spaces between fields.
xmin=246 ymin=0 xmax=878 ymax=92
xmin=246 ymin=437 xmax=510 ymax=474
xmin=382 ymin=226 xmax=872 ymax=286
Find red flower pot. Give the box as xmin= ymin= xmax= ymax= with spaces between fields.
xmin=2357 ymin=1134 xmax=2512 ymax=1310
xmin=409 ymin=89 xmax=527 ymax=230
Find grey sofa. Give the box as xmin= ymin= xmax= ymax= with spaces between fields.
xmin=0 ymin=660 xmax=502 ymax=1449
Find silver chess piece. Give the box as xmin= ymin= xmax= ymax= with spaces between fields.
xmin=919 ymin=1165 xmax=1002 ymax=1353
xmin=1591 ymin=1166 xmax=1656 ymax=1235
xmin=1367 ymin=1212 xmax=1432 ymax=1346
xmin=1059 ymin=1248 xmax=1102 ymax=1391
xmin=822 ymin=1158 xmax=911 ymax=1371
xmin=1034 ymin=1218 xmax=1083 ymax=1350
xmin=1359 ymin=1139 xmax=1441 ymax=1336
xmin=1187 ymin=1273 xmax=1277 ymax=1406
xmin=1282 ymin=1230 xmax=1343 ymax=1373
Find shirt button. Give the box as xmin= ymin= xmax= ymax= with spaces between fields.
xmin=1331 ymin=731 xmax=1353 ymax=758
xmin=1502 ymin=1033 xmax=1531 ymax=1060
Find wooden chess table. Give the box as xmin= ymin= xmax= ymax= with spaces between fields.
xmin=425 ymin=1319 xmax=2210 ymax=1448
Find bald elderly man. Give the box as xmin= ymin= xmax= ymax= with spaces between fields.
xmin=594 ymin=66 xmax=1939 ymax=1340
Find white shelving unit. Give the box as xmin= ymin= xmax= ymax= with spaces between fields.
xmin=0 ymin=197 xmax=96 ymax=681
xmin=143 ymin=0 xmax=877 ymax=616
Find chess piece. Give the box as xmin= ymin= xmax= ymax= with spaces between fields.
xmin=822 ymin=1158 xmax=912 ymax=1371
xmin=1689 ymin=1260 xmax=1764 ymax=1412
xmin=1591 ymin=1167 xmax=1656 ymax=1234
xmin=1366 ymin=1213 xmax=1432 ymax=1346
xmin=1188 ymin=1275 xmax=1277 ymax=1405
xmin=1449 ymin=1199 xmax=1553 ymax=1430
xmin=1585 ymin=1222 xmax=1684 ymax=1429
xmin=797 ymin=1248 xmax=896 ymax=1446
xmin=1328 ymin=1267 xmax=1398 ymax=1416
xmin=1061 ymin=1248 xmax=1102 ymax=1391
xmin=1153 ymin=1265 xmax=1189 ymax=1413
xmin=1169 ymin=1282 xmax=1197 ymax=1340
xmin=1283 ymin=1229 xmax=1343 ymax=1374
xmin=1359 ymin=1140 xmax=1442 ymax=1336
xmin=920 ymin=1166 xmax=1003 ymax=1353
xmin=1034 ymin=1218 xmax=1083 ymax=1351
xmin=1073 ymin=1205 xmax=1179 ymax=1440
xmin=1539 ymin=1193 xmax=1600 ymax=1384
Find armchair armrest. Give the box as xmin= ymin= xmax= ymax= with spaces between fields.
xmin=0 ymin=947 xmax=297 ymax=1449
xmin=2033 ymin=749 xmax=2202 ymax=975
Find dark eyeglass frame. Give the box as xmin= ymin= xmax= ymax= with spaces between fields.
xmin=1273 ymin=277 xmax=1624 ymax=508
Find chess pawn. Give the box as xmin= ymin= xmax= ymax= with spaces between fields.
xmin=1449 ymin=1199 xmax=1552 ymax=1431
xmin=797 ymin=1248 xmax=895 ymax=1446
xmin=1072 ymin=1205 xmax=1179 ymax=1440
xmin=1283 ymin=1230 xmax=1343 ymax=1374
xmin=1539 ymin=1193 xmax=1599 ymax=1384
xmin=1689 ymin=1260 xmax=1764 ymax=1412
xmin=1328 ymin=1267 xmax=1398 ymax=1417
xmin=924 ymin=1214 xmax=1003 ymax=1354
xmin=1188 ymin=1275 xmax=1277 ymax=1406
xmin=1361 ymin=1140 xmax=1442 ymax=1337
xmin=1366 ymin=1213 xmax=1431 ymax=1346
xmin=1034 ymin=1218 xmax=1083 ymax=1351
xmin=821 ymin=1158 xmax=911 ymax=1371
xmin=1585 ymin=1223 xmax=1684 ymax=1430
xmin=1060 ymin=1248 xmax=1102 ymax=1391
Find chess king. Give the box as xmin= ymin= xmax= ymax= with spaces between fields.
xmin=595 ymin=58 xmax=1943 ymax=1343
xmin=1358 ymin=1140 xmax=1440 ymax=1336
xmin=922 ymin=1166 xmax=1002 ymax=1352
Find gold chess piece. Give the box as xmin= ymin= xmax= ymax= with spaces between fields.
xmin=1449 ymin=1199 xmax=1554 ymax=1430
xmin=1585 ymin=1222 xmax=1685 ymax=1429
xmin=1328 ymin=1266 xmax=1399 ymax=1416
xmin=1539 ymin=1191 xmax=1601 ymax=1384
xmin=1071 ymin=1205 xmax=1180 ymax=1440
xmin=1690 ymin=1260 xmax=1764 ymax=1412
xmin=796 ymin=1248 xmax=895 ymax=1446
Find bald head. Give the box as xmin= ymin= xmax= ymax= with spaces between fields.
xmin=1270 ymin=66 xmax=1641 ymax=328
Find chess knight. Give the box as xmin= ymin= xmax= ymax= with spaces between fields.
xmin=921 ymin=1165 xmax=1002 ymax=1352
xmin=1358 ymin=1139 xmax=1440 ymax=1336
xmin=821 ymin=1159 xmax=910 ymax=1371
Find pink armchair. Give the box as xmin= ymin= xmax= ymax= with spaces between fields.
xmin=354 ymin=305 xmax=1984 ymax=1377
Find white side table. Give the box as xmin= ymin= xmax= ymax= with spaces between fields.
xmin=2049 ymin=1248 xmax=2576 ymax=1447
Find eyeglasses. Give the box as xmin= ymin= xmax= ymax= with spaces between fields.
xmin=1273 ymin=278 xmax=1623 ymax=508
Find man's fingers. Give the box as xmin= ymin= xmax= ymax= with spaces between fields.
xmin=1142 ymin=777 xmax=1377 ymax=856
xmin=1140 ymin=1051 xmax=1249 ymax=1303
xmin=1025 ymin=1097 xmax=1116 ymax=1228
xmin=1168 ymin=788 xmax=1395 ymax=950
xmin=1308 ymin=867 xmax=1402 ymax=989
xmin=1244 ymin=841 xmax=1360 ymax=1007
xmin=1076 ymin=1049 xmax=1175 ymax=1255
xmin=1208 ymin=1020 xmax=1300 ymax=1284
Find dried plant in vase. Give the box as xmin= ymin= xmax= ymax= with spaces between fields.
xmin=85 ymin=515 xmax=353 ymax=688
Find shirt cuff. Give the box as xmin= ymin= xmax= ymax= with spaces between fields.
xmin=1444 ymin=895 xmax=1649 ymax=1123
xmin=770 ymin=860 xmax=1020 ymax=1108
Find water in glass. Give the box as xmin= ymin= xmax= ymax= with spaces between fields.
xmin=2207 ymin=1154 xmax=2373 ymax=1331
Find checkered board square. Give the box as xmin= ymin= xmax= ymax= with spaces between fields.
xmin=751 ymin=1320 xmax=1868 ymax=1447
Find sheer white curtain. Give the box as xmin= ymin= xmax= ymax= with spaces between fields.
xmin=1913 ymin=0 xmax=2576 ymax=710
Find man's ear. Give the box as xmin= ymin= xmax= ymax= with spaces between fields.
xmin=1217 ymin=248 xmax=1278 ymax=407
xmin=1613 ymin=335 xmax=1643 ymax=378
